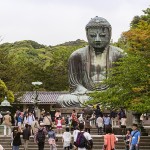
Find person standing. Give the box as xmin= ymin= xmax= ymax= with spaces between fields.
xmin=118 ymin=108 xmax=126 ymax=126
xmin=23 ymin=124 xmax=31 ymax=150
xmin=43 ymin=112 xmax=52 ymax=131
xmin=55 ymin=117 xmax=63 ymax=134
xmin=110 ymin=109 xmax=117 ymax=128
xmin=120 ymin=115 xmax=127 ymax=135
xmin=55 ymin=110 xmax=61 ymax=119
xmin=103 ymin=127 xmax=117 ymax=150
xmin=3 ymin=111 xmax=12 ymax=136
xmin=0 ymin=112 xmax=3 ymax=124
xmin=48 ymin=126 xmax=57 ymax=150
xmin=73 ymin=126 xmax=80 ymax=149
xmin=96 ymin=115 xmax=104 ymax=135
xmin=23 ymin=113 xmax=29 ymax=127
xmin=27 ymin=112 xmax=35 ymax=135
xmin=17 ymin=113 xmax=23 ymax=127
xmin=75 ymin=123 xmax=93 ymax=150
xmin=124 ymin=129 xmax=132 ymax=150
xmin=31 ymin=117 xmax=39 ymax=135
xmin=84 ymin=116 xmax=91 ymax=133
xmin=0 ymin=144 xmax=4 ymax=150
xmin=71 ymin=110 xmax=78 ymax=130
xmin=103 ymin=114 xmax=111 ymax=133
xmin=12 ymin=126 xmax=23 ymax=150
xmin=34 ymin=122 xmax=47 ymax=150
xmin=129 ymin=124 xmax=140 ymax=150
xmin=95 ymin=105 xmax=103 ymax=119
xmin=50 ymin=106 xmax=56 ymax=124
xmin=62 ymin=127 xmax=72 ymax=150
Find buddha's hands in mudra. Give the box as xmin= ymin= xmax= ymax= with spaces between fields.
xmin=71 ymin=85 xmax=88 ymax=95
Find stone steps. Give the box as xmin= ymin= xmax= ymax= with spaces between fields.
xmin=0 ymin=136 xmax=150 ymax=150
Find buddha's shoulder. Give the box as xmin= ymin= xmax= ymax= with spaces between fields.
xmin=70 ymin=46 xmax=88 ymax=57
xmin=109 ymin=45 xmax=124 ymax=53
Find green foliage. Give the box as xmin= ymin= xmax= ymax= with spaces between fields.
xmin=0 ymin=39 xmax=87 ymax=93
xmin=130 ymin=7 xmax=150 ymax=28
xmin=0 ymin=79 xmax=14 ymax=103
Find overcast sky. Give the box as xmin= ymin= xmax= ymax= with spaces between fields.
xmin=0 ymin=0 xmax=149 ymax=46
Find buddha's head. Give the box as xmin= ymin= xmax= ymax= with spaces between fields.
xmin=85 ymin=16 xmax=111 ymax=51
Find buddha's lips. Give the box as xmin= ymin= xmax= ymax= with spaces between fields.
xmin=94 ymin=42 xmax=102 ymax=45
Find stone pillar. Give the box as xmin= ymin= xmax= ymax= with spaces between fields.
xmin=35 ymin=107 xmax=40 ymax=119
xmin=126 ymin=110 xmax=133 ymax=128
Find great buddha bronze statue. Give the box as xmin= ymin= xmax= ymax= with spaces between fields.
xmin=58 ymin=16 xmax=124 ymax=107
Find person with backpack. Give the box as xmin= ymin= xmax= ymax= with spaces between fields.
xmin=129 ymin=124 xmax=140 ymax=150
xmin=75 ymin=123 xmax=93 ymax=150
xmin=48 ymin=126 xmax=57 ymax=150
xmin=34 ymin=122 xmax=47 ymax=150
xmin=73 ymin=126 xmax=80 ymax=149
xmin=23 ymin=124 xmax=31 ymax=150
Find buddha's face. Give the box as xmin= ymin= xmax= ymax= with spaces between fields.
xmin=86 ymin=27 xmax=111 ymax=50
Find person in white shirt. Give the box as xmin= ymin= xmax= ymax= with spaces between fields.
xmin=74 ymin=123 xmax=93 ymax=150
xmin=27 ymin=112 xmax=35 ymax=126
xmin=0 ymin=144 xmax=4 ymax=150
xmin=62 ymin=127 xmax=72 ymax=150
xmin=73 ymin=126 xmax=80 ymax=144
xmin=96 ymin=115 xmax=104 ymax=135
xmin=120 ymin=115 xmax=127 ymax=135
xmin=27 ymin=112 xmax=35 ymax=135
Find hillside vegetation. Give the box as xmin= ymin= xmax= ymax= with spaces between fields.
xmin=0 ymin=39 xmax=87 ymax=96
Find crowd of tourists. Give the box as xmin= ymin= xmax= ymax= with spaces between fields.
xmin=0 ymin=105 xmax=141 ymax=150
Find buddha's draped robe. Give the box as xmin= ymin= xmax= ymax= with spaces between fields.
xmin=69 ymin=45 xmax=123 ymax=93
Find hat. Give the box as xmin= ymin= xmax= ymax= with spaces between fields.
xmin=40 ymin=122 xmax=45 ymax=126
xmin=6 ymin=111 xmax=10 ymax=114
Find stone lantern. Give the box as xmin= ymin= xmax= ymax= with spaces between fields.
xmin=0 ymin=96 xmax=11 ymax=115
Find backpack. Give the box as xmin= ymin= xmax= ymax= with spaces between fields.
xmin=76 ymin=132 xmax=86 ymax=148
xmin=48 ymin=130 xmax=55 ymax=139
xmin=36 ymin=129 xmax=45 ymax=143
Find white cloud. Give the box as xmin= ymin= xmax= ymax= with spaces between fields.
xmin=0 ymin=0 xmax=149 ymax=45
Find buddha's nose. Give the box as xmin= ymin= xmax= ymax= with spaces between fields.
xmin=95 ymin=34 xmax=101 ymax=42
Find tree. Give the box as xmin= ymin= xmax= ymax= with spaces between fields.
xmin=0 ymin=39 xmax=87 ymax=92
xmin=0 ymin=79 xmax=14 ymax=103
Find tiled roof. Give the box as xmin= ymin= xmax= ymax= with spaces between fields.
xmin=19 ymin=91 xmax=69 ymax=104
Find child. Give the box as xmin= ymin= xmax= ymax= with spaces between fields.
xmin=124 ymin=129 xmax=131 ymax=150
xmin=55 ymin=117 xmax=63 ymax=134
xmin=48 ymin=126 xmax=57 ymax=150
